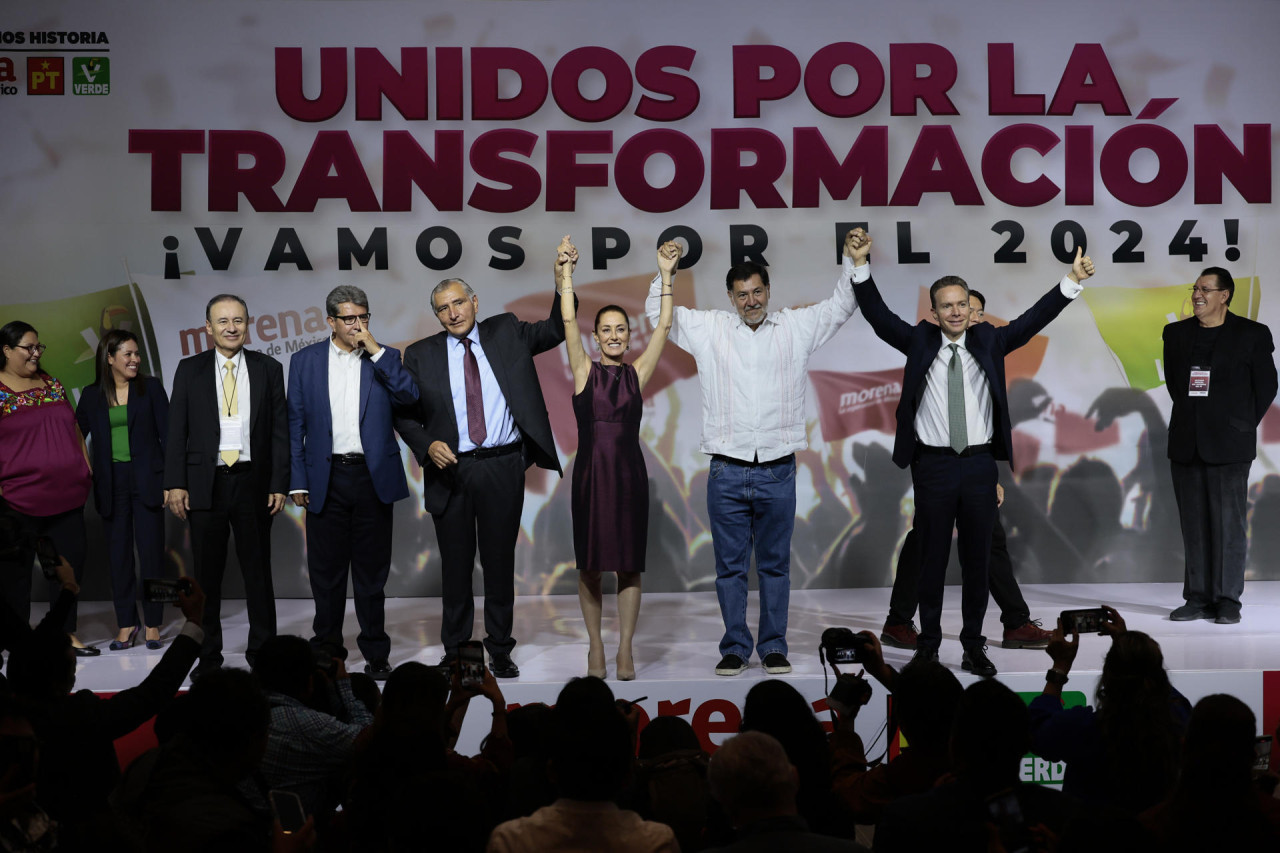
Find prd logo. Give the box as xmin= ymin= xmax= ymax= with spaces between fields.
xmin=72 ymin=57 xmax=109 ymax=95
xmin=27 ymin=56 xmax=64 ymax=94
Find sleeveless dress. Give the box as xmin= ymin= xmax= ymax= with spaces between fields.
xmin=571 ymin=361 xmax=648 ymax=573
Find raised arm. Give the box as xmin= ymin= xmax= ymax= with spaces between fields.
xmin=557 ymin=235 xmax=592 ymax=395
xmin=633 ymin=240 xmax=679 ymax=391
xmin=847 ymin=230 xmax=915 ymax=355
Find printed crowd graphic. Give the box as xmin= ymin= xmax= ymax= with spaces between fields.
xmin=0 ymin=0 xmax=1277 ymax=601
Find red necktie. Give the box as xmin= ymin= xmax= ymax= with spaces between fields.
xmin=463 ymin=339 xmax=487 ymax=446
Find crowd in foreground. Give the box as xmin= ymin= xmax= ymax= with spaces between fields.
xmin=0 ymin=565 xmax=1277 ymax=853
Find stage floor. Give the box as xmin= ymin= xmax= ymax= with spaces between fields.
xmin=60 ymin=580 xmax=1280 ymax=690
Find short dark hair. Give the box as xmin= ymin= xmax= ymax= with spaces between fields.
xmin=1199 ymin=267 xmax=1235 ymax=307
xmin=0 ymin=321 xmax=37 ymax=370
xmin=205 ymin=294 xmax=249 ymax=322
xmin=950 ymin=679 xmax=1030 ymax=783
xmin=725 ymin=262 xmax=770 ymax=292
xmin=252 ymin=635 xmax=315 ymax=699
xmin=929 ymin=275 xmax=969 ymax=311
xmin=550 ymin=677 xmax=632 ymax=800
xmin=185 ymin=668 xmax=270 ymax=757
xmin=593 ymin=304 xmax=629 ymax=331
xmin=326 ymin=285 xmax=370 ymax=317
xmin=967 ymin=289 xmax=986 ymax=310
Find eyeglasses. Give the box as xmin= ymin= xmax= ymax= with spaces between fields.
xmin=1188 ymin=286 xmax=1225 ymax=295
xmin=10 ymin=344 xmax=47 ymax=356
xmin=332 ymin=313 xmax=371 ymax=326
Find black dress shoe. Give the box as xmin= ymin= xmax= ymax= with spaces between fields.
xmin=962 ymin=645 xmax=998 ymax=678
xmin=364 ymin=659 xmax=392 ymax=681
xmin=190 ymin=660 xmax=222 ymax=681
xmin=437 ymin=652 xmax=459 ymax=670
xmin=489 ymin=653 xmax=519 ymax=679
xmin=73 ymin=644 xmax=101 ymax=657
xmin=907 ymin=646 xmax=939 ymax=668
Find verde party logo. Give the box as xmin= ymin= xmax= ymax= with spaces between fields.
xmin=72 ymin=57 xmax=109 ymax=95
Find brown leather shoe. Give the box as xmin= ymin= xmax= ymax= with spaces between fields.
xmin=1002 ymin=620 xmax=1052 ymax=649
xmin=880 ymin=621 xmax=919 ymax=650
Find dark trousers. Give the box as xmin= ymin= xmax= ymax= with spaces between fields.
xmin=306 ymin=461 xmax=393 ymax=662
xmin=188 ymin=464 xmax=277 ymax=665
xmin=105 ymin=461 xmax=165 ymax=629
xmin=431 ymin=451 xmax=523 ymax=658
xmin=0 ymin=506 xmax=86 ymax=633
xmin=912 ymin=450 xmax=999 ymax=651
xmin=1170 ymin=458 xmax=1250 ymax=611
xmin=887 ymin=512 xmax=1031 ymax=630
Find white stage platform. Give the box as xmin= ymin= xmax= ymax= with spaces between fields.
xmin=55 ymin=582 xmax=1280 ymax=763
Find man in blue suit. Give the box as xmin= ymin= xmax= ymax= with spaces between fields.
xmin=288 ymin=285 xmax=419 ymax=679
xmin=851 ymin=230 xmax=1093 ymax=677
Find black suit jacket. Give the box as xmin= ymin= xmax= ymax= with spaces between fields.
xmin=75 ymin=376 xmax=169 ymax=517
xmin=395 ymin=293 xmax=567 ymax=516
xmin=854 ymin=275 xmax=1073 ymax=470
xmin=163 ymin=349 xmax=289 ymax=510
xmin=1163 ymin=311 xmax=1277 ymax=464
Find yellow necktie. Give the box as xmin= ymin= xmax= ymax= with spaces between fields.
xmin=220 ymin=360 xmax=240 ymax=466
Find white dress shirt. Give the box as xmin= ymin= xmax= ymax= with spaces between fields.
xmin=914 ymin=331 xmax=995 ymax=448
xmin=448 ymin=327 xmax=518 ymax=452
xmin=214 ymin=350 xmax=251 ymax=464
xmin=328 ymin=339 xmax=386 ymax=455
xmin=645 ymin=257 xmax=862 ymax=462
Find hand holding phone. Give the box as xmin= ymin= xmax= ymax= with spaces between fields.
xmin=269 ymin=789 xmax=308 ymax=835
xmin=1060 ymin=607 xmax=1108 ymax=635
xmin=458 ymin=641 xmax=485 ymax=691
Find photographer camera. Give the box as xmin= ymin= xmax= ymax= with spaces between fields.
xmin=826 ymin=630 xmax=963 ymax=826
xmin=1030 ymin=605 xmax=1191 ymax=814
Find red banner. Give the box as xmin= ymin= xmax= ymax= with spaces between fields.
xmin=809 ymin=367 xmax=904 ymax=442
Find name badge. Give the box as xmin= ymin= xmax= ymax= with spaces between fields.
xmin=1188 ymin=367 xmax=1210 ymax=397
xmin=218 ymin=416 xmax=244 ymax=450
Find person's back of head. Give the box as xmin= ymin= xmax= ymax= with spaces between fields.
xmin=707 ymin=731 xmax=797 ymax=827
xmin=1177 ymin=693 xmax=1257 ymax=799
xmin=638 ymin=715 xmax=701 ymax=760
xmin=950 ymin=679 xmax=1030 ymax=791
xmin=184 ymin=668 xmax=270 ymax=780
xmin=1096 ymin=631 xmax=1182 ymax=812
xmin=550 ymin=676 xmax=631 ymax=801
xmin=347 ymin=671 xmax=382 ymax=719
xmin=740 ymin=679 xmax=828 ymax=784
xmin=507 ymin=701 xmax=554 ymax=760
xmin=251 ymin=635 xmax=315 ymax=700
xmin=378 ymin=661 xmax=448 ymax=735
xmin=894 ymin=659 xmax=963 ymax=755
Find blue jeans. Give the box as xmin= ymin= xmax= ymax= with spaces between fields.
xmin=706 ymin=454 xmax=796 ymax=660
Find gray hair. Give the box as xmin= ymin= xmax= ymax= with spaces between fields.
xmin=431 ymin=278 xmax=475 ymax=309
xmin=707 ymin=731 xmax=796 ymax=820
xmin=325 ymin=285 xmax=370 ymax=317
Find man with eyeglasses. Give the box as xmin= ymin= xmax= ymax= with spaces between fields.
xmin=1164 ymin=267 xmax=1277 ymax=624
xmin=286 ymin=286 xmax=419 ymax=678
xmin=395 ymin=277 xmax=568 ymax=679
xmin=165 ymin=294 xmax=288 ymax=679
xmin=645 ymin=230 xmax=867 ymax=677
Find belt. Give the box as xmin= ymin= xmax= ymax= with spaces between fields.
xmin=456 ymin=442 xmax=521 ymax=460
xmin=216 ymin=461 xmax=253 ymax=473
xmin=916 ymin=442 xmax=993 ymax=458
xmin=332 ymin=453 xmax=365 ymax=465
xmin=711 ymin=453 xmax=795 ymax=468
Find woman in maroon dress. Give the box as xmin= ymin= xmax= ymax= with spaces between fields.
xmin=558 ymin=236 xmax=678 ymax=680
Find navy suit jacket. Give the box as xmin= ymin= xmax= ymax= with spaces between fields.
xmin=287 ymin=340 xmax=419 ymax=512
xmin=395 ymin=292 xmax=567 ymax=516
xmin=1163 ymin=311 xmax=1277 ymax=465
xmin=75 ymin=376 xmax=169 ymax=517
xmin=163 ymin=348 xmax=289 ymax=510
xmin=854 ymin=274 xmax=1073 ymax=470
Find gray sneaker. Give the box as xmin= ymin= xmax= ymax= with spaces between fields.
xmin=715 ymin=653 xmax=748 ymax=676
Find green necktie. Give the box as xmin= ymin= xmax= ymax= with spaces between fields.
xmin=948 ymin=343 xmax=968 ymax=453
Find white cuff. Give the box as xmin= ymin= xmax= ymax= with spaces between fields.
xmin=1058 ymin=274 xmax=1084 ymax=299
xmin=847 ymin=258 xmax=871 ymax=284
